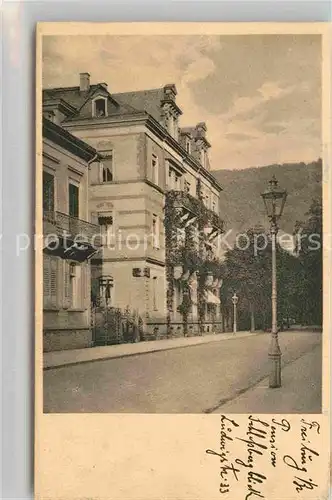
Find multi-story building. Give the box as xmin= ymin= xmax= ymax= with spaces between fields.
xmin=42 ymin=117 xmax=101 ymax=351
xmin=43 ymin=73 xmax=224 ymax=342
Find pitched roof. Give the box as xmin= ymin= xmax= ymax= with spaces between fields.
xmin=112 ymin=88 xmax=166 ymax=123
xmin=42 ymin=84 xmax=140 ymax=122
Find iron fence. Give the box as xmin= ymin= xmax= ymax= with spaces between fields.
xmin=91 ymin=306 xmax=144 ymax=346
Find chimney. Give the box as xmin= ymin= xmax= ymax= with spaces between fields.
xmin=164 ymin=84 xmax=177 ymax=101
xmin=80 ymin=72 xmax=90 ymax=92
xmin=196 ymin=122 xmax=207 ymax=138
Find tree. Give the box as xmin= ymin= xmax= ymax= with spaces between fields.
xmin=293 ymin=198 xmax=322 ymax=325
xmin=220 ymin=226 xmax=304 ymax=331
xmin=220 ymin=226 xmax=272 ymax=331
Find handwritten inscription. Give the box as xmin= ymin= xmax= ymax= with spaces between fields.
xmin=206 ymin=415 xmax=240 ymax=494
xmin=206 ymin=415 xmax=321 ymax=499
xmin=283 ymin=418 xmax=320 ymax=494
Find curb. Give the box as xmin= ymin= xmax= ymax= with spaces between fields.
xmin=44 ymin=331 xmax=262 ymax=370
xmin=205 ymin=340 xmax=322 ymax=414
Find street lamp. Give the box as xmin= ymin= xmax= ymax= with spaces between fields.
xmin=261 ymin=175 xmax=288 ymax=388
xmin=232 ymin=292 xmax=238 ymax=335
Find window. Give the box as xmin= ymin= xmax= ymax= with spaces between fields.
xmin=69 ymin=182 xmax=79 ymax=218
xmin=168 ymin=167 xmax=182 ymax=190
xmin=93 ymin=98 xmax=107 ymax=117
xmin=168 ymin=169 xmax=172 ymax=187
xmin=174 ymin=172 xmax=181 ymax=190
xmin=99 ymin=215 xmax=114 ymax=247
xmin=151 ymin=154 xmax=159 ymax=185
xmin=201 ymin=149 xmax=207 ymax=168
xmin=152 ymin=214 xmax=160 ymax=249
xmin=184 ymin=179 xmax=191 ymax=194
xmin=174 ymin=281 xmax=182 ymax=316
xmin=186 ymin=140 xmax=191 ymax=154
xmin=69 ymin=262 xmax=81 ymax=309
xmin=100 ymin=154 xmax=113 ymax=183
xmin=103 ymin=165 xmax=113 ymax=182
xmin=168 ymin=116 xmax=174 ymax=137
xmin=43 ymin=171 xmax=54 ymax=213
xmin=64 ymin=261 xmax=83 ymax=309
xmin=152 ymin=277 xmax=158 ymax=311
xmin=43 ymin=255 xmax=58 ymax=308
xmin=173 ymin=121 xmax=179 ymax=141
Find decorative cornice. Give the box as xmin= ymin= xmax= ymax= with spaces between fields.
xmin=60 ymin=112 xmax=223 ymax=192
xmin=98 ymin=256 xmax=165 ymax=267
xmin=145 ymin=116 xmax=222 ymax=192
xmin=42 ymin=151 xmax=60 ymax=164
xmin=165 ymin=156 xmax=186 ymax=174
xmin=146 ymin=257 xmax=166 ymax=267
xmin=145 ymin=178 xmax=165 ymax=195
xmin=161 ymin=99 xmax=183 ymax=117
xmin=67 ymin=165 xmax=84 ymax=177
xmin=43 ymin=118 xmax=100 ymax=163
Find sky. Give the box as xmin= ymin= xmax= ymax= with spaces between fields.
xmin=42 ymin=34 xmax=322 ymax=171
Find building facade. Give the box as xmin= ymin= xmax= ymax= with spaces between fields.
xmin=42 ymin=117 xmax=101 ymax=351
xmin=43 ymin=73 xmax=224 ymax=342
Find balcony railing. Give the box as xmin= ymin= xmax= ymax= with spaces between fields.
xmin=170 ymin=190 xmax=201 ymax=215
xmin=43 ymin=211 xmax=102 ymax=262
xmin=44 ymin=211 xmax=102 ymax=244
xmin=166 ymin=190 xmax=224 ymax=232
xmin=206 ymin=208 xmax=224 ymax=232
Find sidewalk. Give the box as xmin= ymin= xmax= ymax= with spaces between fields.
xmin=213 ymin=344 xmax=322 ymax=414
xmin=44 ymin=331 xmax=260 ymax=369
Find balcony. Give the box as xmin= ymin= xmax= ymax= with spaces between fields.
xmin=169 ymin=190 xmax=201 ymax=215
xmin=205 ymin=208 xmax=224 ymax=232
xmin=43 ymin=211 xmax=102 ymax=262
xmin=166 ymin=190 xmax=224 ymax=232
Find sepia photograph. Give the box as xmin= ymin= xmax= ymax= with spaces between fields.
xmin=40 ymin=30 xmax=323 ymax=415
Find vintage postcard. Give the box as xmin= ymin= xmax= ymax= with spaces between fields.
xmin=35 ymin=22 xmax=330 ymax=499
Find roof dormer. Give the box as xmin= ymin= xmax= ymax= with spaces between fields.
xmin=92 ymin=95 xmax=108 ymax=117
xmin=179 ymin=129 xmax=193 ymax=155
xmin=161 ymin=84 xmax=182 ymax=140
xmin=192 ymin=123 xmax=211 ymax=170
xmin=42 ymin=98 xmax=77 ymax=125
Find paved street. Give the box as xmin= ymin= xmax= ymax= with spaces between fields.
xmin=44 ymin=331 xmax=322 ymax=413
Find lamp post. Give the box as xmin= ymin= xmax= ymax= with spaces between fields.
xmin=261 ymin=175 xmax=287 ymax=388
xmin=232 ymin=292 xmax=238 ymax=334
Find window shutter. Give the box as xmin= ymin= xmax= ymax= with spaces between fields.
xmin=69 ymin=183 xmax=79 ymax=218
xmin=82 ymin=264 xmax=88 ymax=308
xmin=76 ymin=264 xmax=82 ymax=309
xmin=50 ymin=258 xmax=58 ymax=308
xmin=43 ymin=255 xmax=51 ymax=307
xmin=43 ymin=171 xmax=54 ymax=213
xmin=64 ymin=261 xmax=71 ymax=308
